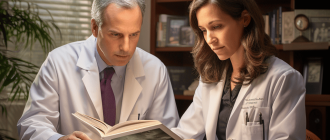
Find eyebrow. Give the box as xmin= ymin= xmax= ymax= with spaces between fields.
xmin=108 ymin=30 xmax=141 ymax=34
xmin=198 ymin=20 xmax=221 ymax=28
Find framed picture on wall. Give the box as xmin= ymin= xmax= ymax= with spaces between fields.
xmin=310 ymin=17 xmax=330 ymax=42
xmin=303 ymin=57 xmax=323 ymax=94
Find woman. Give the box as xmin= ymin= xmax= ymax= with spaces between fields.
xmin=171 ymin=0 xmax=306 ymax=140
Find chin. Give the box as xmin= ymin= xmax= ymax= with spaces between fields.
xmin=112 ymin=60 xmax=130 ymax=66
xmin=217 ymin=55 xmax=230 ymax=61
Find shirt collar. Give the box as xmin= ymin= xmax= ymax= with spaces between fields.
xmin=95 ymin=46 xmax=127 ymax=77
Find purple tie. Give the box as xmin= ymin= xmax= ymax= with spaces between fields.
xmin=101 ymin=67 xmax=116 ymax=126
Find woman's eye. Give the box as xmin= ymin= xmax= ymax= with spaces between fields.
xmin=213 ymin=25 xmax=220 ymax=29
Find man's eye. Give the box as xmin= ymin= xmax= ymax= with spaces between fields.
xmin=131 ymin=33 xmax=138 ymax=37
xmin=112 ymin=33 xmax=119 ymax=36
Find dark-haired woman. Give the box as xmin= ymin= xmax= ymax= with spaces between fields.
xmin=171 ymin=0 xmax=306 ymax=140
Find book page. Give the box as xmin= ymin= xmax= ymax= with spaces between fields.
xmin=73 ymin=112 xmax=110 ymax=134
xmin=112 ymin=128 xmax=174 ymax=140
xmin=107 ymin=120 xmax=157 ymax=134
xmin=106 ymin=120 xmax=160 ymax=135
xmin=104 ymin=124 xmax=182 ymax=140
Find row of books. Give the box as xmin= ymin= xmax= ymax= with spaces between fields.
xmin=263 ymin=8 xmax=330 ymax=44
xmin=157 ymin=14 xmax=195 ymax=47
xmin=263 ymin=6 xmax=283 ymax=44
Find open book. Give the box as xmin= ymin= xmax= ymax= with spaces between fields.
xmin=72 ymin=112 xmax=182 ymax=140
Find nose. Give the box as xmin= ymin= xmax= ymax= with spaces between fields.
xmin=206 ymin=31 xmax=217 ymax=45
xmin=120 ymin=36 xmax=130 ymax=52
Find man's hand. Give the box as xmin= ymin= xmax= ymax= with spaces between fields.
xmin=59 ymin=131 xmax=92 ymax=140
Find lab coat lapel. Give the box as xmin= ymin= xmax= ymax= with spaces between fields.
xmin=120 ymin=50 xmax=144 ymax=122
xmin=205 ymin=72 xmax=226 ymax=140
xmin=78 ymin=35 xmax=103 ymax=120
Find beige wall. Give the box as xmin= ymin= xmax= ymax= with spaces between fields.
xmin=137 ymin=0 xmax=151 ymax=52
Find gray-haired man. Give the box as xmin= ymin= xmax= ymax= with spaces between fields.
xmin=17 ymin=0 xmax=179 ymax=139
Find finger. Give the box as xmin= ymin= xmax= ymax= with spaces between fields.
xmin=73 ymin=131 xmax=92 ymax=140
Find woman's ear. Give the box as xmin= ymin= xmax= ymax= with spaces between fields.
xmin=241 ymin=10 xmax=251 ymax=27
xmin=91 ymin=19 xmax=99 ymax=37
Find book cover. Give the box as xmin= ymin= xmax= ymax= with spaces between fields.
xmin=72 ymin=112 xmax=182 ymax=140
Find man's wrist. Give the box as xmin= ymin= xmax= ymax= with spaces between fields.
xmin=48 ymin=133 xmax=64 ymax=140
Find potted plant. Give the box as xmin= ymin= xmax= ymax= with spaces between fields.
xmin=0 ymin=0 xmax=60 ymax=139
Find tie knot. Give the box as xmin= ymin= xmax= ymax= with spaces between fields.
xmin=103 ymin=67 xmax=115 ymax=80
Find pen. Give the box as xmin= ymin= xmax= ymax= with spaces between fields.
xmin=138 ymin=113 xmax=140 ymax=120
xmin=259 ymin=112 xmax=262 ymax=124
xmin=260 ymin=112 xmax=265 ymax=140
xmin=245 ymin=112 xmax=249 ymax=125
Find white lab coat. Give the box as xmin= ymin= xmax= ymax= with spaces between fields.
xmin=171 ymin=56 xmax=306 ymax=140
xmin=17 ymin=35 xmax=179 ymax=140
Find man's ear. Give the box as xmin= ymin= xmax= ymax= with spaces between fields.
xmin=241 ymin=10 xmax=251 ymax=27
xmin=91 ymin=19 xmax=99 ymax=37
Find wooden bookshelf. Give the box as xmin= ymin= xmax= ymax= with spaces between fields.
xmin=306 ymin=94 xmax=330 ymax=106
xmin=150 ymin=1 xmax=330 ymax=138
xmin=174 ymin=95 xmax=193 ymax=100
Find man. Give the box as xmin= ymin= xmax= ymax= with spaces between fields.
xmin=17 ymin=0 xmax=179 ymax=139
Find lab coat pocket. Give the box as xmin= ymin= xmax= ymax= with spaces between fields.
xmin=241 ymin=122 xmax=263 ymax=140
xmin=128 ymin=114 xmax=139 ymax=120
xmin=253 ymin=107 xmax=270 ymax=139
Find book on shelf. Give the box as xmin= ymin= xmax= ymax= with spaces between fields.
xmin=263 ymin=15 xmax=269 ymax=36
xmin=72 ymin=112 xmax=182 ymax=140
xmin=282 ymin=11 xmax=295 ymax=44
xmin=278 ymin=6 xmax=282 ymax=44
xmin=270 ymin=9 xmax=276 ymax=44
xmin=157 ymin=14 xmax=193 ymax=47
xmin=157 ymin=14 xmax=168 ymax=47
xmin=167 ymin=66 xmax=196 ymax=95
xmin=264 ymin=7 xmax=283 ymax=45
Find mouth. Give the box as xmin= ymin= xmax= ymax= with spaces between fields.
xmin=212 ymin=46 xmax=225 ymax=50
xmin=115 ymin=54 xmax=129 ymax=59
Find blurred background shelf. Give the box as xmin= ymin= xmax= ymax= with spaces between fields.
xmin=155 ymin=47 xmax=193 ymax=52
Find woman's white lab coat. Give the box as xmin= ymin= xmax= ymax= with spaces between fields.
xmin=171 ymin=56 xmax=306 ymax=140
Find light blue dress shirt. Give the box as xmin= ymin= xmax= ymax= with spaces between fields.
xmin=95 ymin=47 xmax=126 ymax=125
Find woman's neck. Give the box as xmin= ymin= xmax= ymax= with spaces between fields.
xmin=230 ymin=45 xmax=245 ymax=76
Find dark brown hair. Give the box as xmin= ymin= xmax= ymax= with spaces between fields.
xmin=189 ymin=0 xmax=277 ymax=84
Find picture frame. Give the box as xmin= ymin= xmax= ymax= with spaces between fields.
xmin=303 ymin=57 xmax=323 ymax=94
xmin=166 ymin=16 xmax=188 ymax=46
xmin=309 ymin=17 xmax=330 ymax=42
xmin=294 ymin=9 xmax=330 ymax=41
xmin=179 ymin=26 xmax=195 ymax=46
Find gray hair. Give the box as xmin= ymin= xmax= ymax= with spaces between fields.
xmin=91 ymin=0 xmax=145 ymax=30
